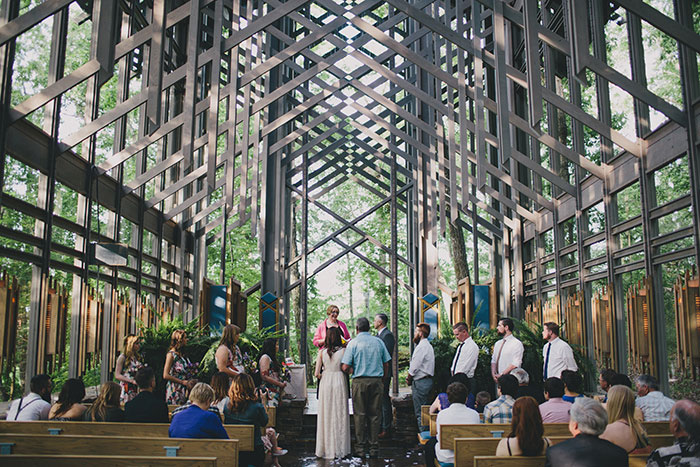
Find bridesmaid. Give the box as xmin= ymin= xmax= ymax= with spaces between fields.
xmin=115 ymin=334 xmax=143 ymax=403
xmin=215 ymin=324 xmax=245 ymax=378
xmin=312 ymin=305 xmax=350 ymax=348
xmin=163 ymin=329 xmax=197 ymax=405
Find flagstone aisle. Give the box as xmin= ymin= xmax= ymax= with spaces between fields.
xmin=278 ymin=389 xmax=426 ymax=466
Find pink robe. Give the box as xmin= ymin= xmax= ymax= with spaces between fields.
xmin=312 ymin=319 xmax=350 ymax=348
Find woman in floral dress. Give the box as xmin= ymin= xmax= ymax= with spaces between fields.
xmin=163 ymin=330 xmax=197 ymax=405
xmin=215 ymin=324 xmax=245 ymax=378
xmin=258 ymin=338 xmax=287 ymax=407
xmin=115 ymin=335 xmax=143 ymax=404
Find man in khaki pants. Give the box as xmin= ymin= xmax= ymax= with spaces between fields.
xmin=342 ymin=317 xmax=391 ymax=459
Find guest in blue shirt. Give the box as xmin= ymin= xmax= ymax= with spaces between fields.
xmin=561 ymin=370 xmax=585 ymax=403
xmin=169 ymin=383 xmax=228 ymax=439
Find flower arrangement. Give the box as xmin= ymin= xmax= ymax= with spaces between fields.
xmin=183 ymin=361 xmax=199 ymax=380
xmin=241 ymin=352 xmax=258 ymax=375
xmin=279 ymin=363 xmax=292 ymax=383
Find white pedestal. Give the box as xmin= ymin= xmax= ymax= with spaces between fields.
xmin=285 ymin=364 xmax=307 ymax=401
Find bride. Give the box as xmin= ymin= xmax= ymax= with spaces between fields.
xmin=315 ymin=327 xmax=351 ymax=459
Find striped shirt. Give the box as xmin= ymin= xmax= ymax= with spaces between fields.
xmin=484 ymin=395 xmax=515 ymax=424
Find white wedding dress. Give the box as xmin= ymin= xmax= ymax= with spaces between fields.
xmin=315 ymin=347 xmax=351 ymax=459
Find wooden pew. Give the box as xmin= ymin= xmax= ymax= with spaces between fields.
xmin=0 ymin=433 xmax=238 ymax=467
xmin=421 ymin=405 xmax=431 ymax=426
xmin=0 ymin=421 xmax=255 ymax=451
xmin=454 ymin=435 xmax=672 ymax=466
xmin=472 ymin=454 xmax=649 ymax=467
xmin=439 ymin=421 xmax=669 ymax=448
xmin=266 ymin=406 xmax=276 ymax=428
xmin=1 ymin=455 xmax=217 ymax=466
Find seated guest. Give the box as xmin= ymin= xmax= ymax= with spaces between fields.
xmin=84 ymin=382 xmax=124 ymax=422
xmin=426 ymin=382 xmax=479 ymax=466
xmin=539 ymin=377 xmax=572 ymax=423
xmin=599 ymin=368 xmax=616 ymax=402
xmin=512 ymin=367 xmax=544 ymax=404
xmin=224 ymin=374 xmax=287 ymax=467
xmin=6 ymin=374 xmax=52 ymax=421
xmin=610 ymin=372 xmax=633 ymax=388
xmin=635 ymin=374 xmax=675 ymax=422
xmin=496 ymin=396 xmax=551 ymax=456
xmin=210 ymin=371 xmax=230 ymax=414
xmin=545 ymin=398 xmax=628 ymax=467
xmin=600 ymin=385 xmax=651 ymax=453
xmin=48 ymin=378 xmax=87 ymax=421
xmin=428 ymin=373 xmax=469 ymax=414
xmin=484 ymin=374 xmax=518 ymax=424
xmin=124 ymin=366 xmax=169 ymax=423
xmin=475 ymin=391 xmax=492 ymax=414
xmin=561 ymin=369 xmax=585 ymax=403
xmin=169 ymin=383 xmax=228 ymax=439
xmin=647 ymin=399 xmax=700 ymax=467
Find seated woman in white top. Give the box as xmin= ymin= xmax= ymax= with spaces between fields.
xmin=496 ymin=396 xmax=551 ymax=456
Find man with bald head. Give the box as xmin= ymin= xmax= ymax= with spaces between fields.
xmin=646 ymin=399 xmax=700 ymax=467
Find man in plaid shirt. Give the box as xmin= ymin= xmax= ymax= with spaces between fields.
xmin=484 ymin=374 xmax=519 ymax=424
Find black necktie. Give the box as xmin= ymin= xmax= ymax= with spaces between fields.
xmin=544 ymin=343 xmax=552 ymax=379
xmin=452 ymin=343 xmax=464 ymax=375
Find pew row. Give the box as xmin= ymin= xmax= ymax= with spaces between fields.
xmin=438 ymin=421 xmax=669 ymax=446
xmin=454 ymin=435 xmax=672 ymax=466
xmin=0 ymin=421 xmax=255 ymax=451
xmin=472 ymin=454 xmax=649 ymax=467
xmin=1 ymin=454 xmax=217 ymax=466
xmin=0 ymin=434 xmax=238 ymax=467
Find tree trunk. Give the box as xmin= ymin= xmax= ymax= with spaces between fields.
xmin=347 ymin=256 xmax=354 ymax=324
xmin=289 ymin=201 xmax=303 ymax=364
xmin=448 ymin=218 xmax=469 ymax=282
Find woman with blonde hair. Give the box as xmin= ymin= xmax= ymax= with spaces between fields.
xmin=224 ymin=374 xmax=287 ymax=466
xmin=115 ymin=334 xmax=143 ymax=403
xmin=312 ymin=305 xmax=350 ymax=348
xmin=600 ymin=385 xmax=652 ymax=453
xmin=84 ymin=382 xmax=124 ymax=422
xmin=163 ymin=329 xmax=197 ymax=405
xmin=215 ymin=324 xmax=245 ymax=378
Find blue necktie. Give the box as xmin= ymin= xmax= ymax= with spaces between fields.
xmin=544 ymin=343 xmax=552 ymax=379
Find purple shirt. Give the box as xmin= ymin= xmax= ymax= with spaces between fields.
xmin=539 ymin=397 xmax=572 ymax=423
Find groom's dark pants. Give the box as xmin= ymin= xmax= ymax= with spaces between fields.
xmin=352 ymin=376 xmax=383 ymax=456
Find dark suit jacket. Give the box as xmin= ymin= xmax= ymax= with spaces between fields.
xmin=545 ymin=433 xmax=628 ymax=467
xmin=378 ymin=327 xmax=395 ymax=358
xmin=124 ymin=390 xmax=169 ymax=423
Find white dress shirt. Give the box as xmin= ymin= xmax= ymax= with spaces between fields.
xmin=435 ymin=402 xmax=480 ymax=463
xmin=451 ymin=336 xmax=479 ymax=377
xmin=6 ymin=392 xmax=51 ymax=421
xmin=408 ymin=338 xmax=435 ymax=380
xmin=542 ymin=337 xmax=578 ymax=379
xmin=491 ymin=334 xmax=524 ymax=374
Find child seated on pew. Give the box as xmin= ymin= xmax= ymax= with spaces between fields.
xmin=169 ymin=383 xmax=228 ymax=439
xmin=84 ymin=382 xmax=124 ymax=422
xmin=48 ymin=378 xmax=87 ymax=421
xmin=475 ymin=391 xmax=492 ymax=414
xmin=224 ymin=373 xmax=287 ymax=467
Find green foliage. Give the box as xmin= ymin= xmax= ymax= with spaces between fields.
xmin=669 ymin=372 xmax=700 ymax=403
xmin=138 ymin=317 xmax=217 ymax=397
xmin=51 ymin=360 xmax=101 ymax=393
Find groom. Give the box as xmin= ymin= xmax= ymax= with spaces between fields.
xmin=342 ymin=317 xmax=391 ymax=459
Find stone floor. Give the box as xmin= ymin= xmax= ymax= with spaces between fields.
xmin=280 ymin=389 xmax=427 ymax=466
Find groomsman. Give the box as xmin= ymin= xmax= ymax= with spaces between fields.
xmin=451 ymin=322 xmax=479 ymax=394
xmin=541 ymin=322 xmax=577 ymax=380
xmin=491 ymin=318 xmax=524 ymax=382
xmin=374 ymin=313 xmax=395 ymax=438
xmin=407 ymin=323 xmax=434 ymax=432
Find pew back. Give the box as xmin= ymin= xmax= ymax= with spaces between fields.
xmin=0 ymin=421 xmax=255 ymax=451
xmin=440 ymin=421 xmax=669 ymax=448
xmin=454 ymin=435 xmax=671 ymax=466
xmin=1 ymin=454 xmax=217 ymax=466
xmin=0 ymin=433 xmax=238 ymax=467
xmin=473 ymin=454 xmax=649 ymax=467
